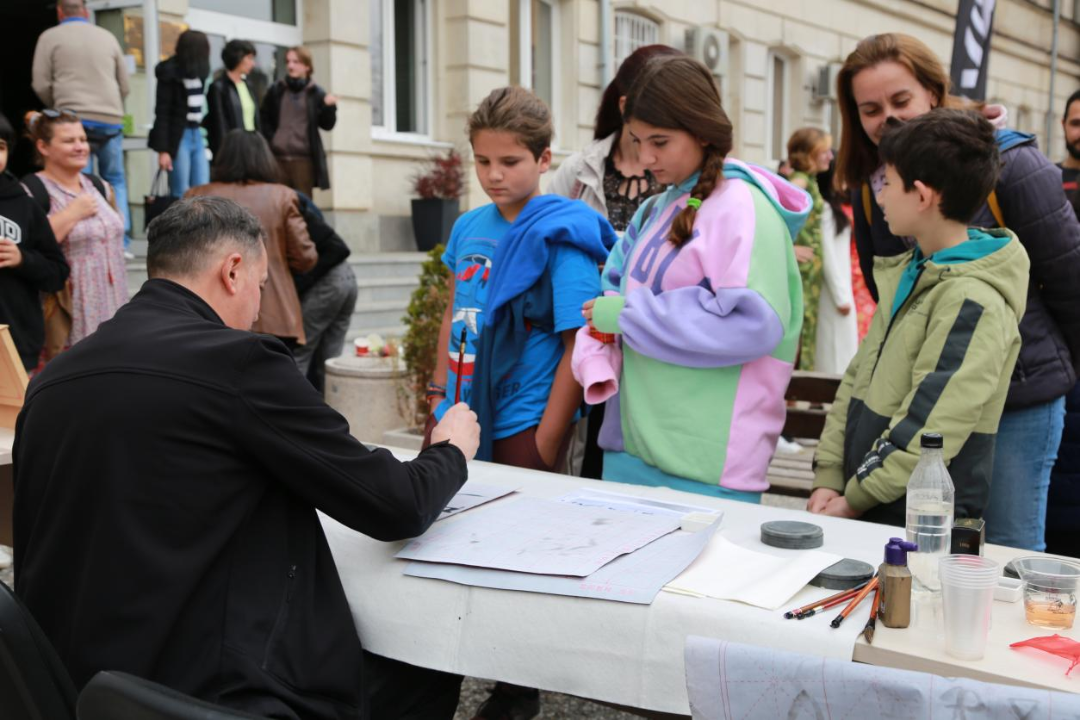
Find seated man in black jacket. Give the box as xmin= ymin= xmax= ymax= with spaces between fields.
xmin=13 ymin=196 xmax=477 ymax=719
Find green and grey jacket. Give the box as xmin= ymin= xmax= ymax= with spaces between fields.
xmin=813 ymin=228 xmax=1029 ymax=526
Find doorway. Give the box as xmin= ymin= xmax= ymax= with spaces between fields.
xmin=0 ymin=0 xmax=57 ymax=178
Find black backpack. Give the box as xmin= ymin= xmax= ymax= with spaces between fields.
xmin=21 ymin=172 xmax=109 ymax=214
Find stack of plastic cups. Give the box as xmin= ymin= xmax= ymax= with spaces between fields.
xmin=938 ymin=555 xmax=1000 ymax=660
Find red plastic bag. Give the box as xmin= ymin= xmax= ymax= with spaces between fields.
xmin=1010 ymin=634 xmax=1080 ymax=674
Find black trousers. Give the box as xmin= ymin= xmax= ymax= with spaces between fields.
xmin=364 ymin=651 xmax=463 ymax=720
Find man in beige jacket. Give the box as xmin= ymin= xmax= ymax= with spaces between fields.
xmin=32 ymin=0 xmax=131 ymax=251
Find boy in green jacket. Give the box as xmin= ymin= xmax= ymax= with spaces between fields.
xmin=809 ymin=109 xmax=1029 ymax=525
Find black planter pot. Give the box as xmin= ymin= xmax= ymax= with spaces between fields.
xmin=411 ymin=198 xmax=460 ymax=252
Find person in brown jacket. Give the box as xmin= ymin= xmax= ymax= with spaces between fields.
xmin=185 ymin=130 xmax=316 ymax=347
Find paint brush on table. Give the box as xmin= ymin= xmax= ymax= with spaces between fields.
xmin=784 ymin=581 xmax=870 ymax=619
xmin=830 ymin=575 xmax=879 ymax=629
xmin=794 ymin=583 xmax=870 ymax=620
xmin=861 ymin=585 xmax=882 ymax=644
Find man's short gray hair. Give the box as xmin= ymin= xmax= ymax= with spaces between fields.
xmin=146 ymin=196 xmax=264 ymax=279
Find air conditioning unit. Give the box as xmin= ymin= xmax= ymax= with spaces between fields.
xmin=686 ymin=28 xmax=730 ymax=79
xmin=814 ymin=62 xmax=843 ymax=102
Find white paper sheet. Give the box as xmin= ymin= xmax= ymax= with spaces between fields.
xmin=437 ymin=483 xmax=516 ymax=521
xmin=557 ymin=488 xmax=722 ymax=519
xmin=665 ymin=535 xmax=841 ymax=610
xmin=396 ymin=496 xmax=680 ymax=576
xmin=685 ymin=636 xmax=1080 ymax=720
xmin=404 ymin=520 xmax=720 ymax=604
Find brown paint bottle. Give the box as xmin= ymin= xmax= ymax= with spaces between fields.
xmin=879 ymin=537 xmax=918 ymax=629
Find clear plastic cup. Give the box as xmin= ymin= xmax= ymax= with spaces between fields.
xmin=1013 ymin=556 xmax=1080 ymax=630
xmin=939 ymin=555 xmax=999 ymax=660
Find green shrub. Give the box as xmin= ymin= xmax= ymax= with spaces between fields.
xmin=400 ymin=244 xmax=451 ymax=427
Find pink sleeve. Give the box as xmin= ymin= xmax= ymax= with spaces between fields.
xmin=571 ymin=325 xmax=622 ymax=405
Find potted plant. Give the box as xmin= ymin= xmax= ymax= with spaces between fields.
xmin=410 ymin=149 xmax=464 ymax=252
xmin=397 ymin=244 xmax=451 ymax=431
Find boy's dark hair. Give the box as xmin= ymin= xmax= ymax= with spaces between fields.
xmin=878 ymin=108 xmax=1000 ymax=224
xmin=147 ymin=196 xmax=264 ymax=278
xmin=0 ymin=113 xmax=14 ymax=150
xmin=467 ymin=86 xmax=552 ymax=160
xmin=211 ymin=130 xmax=282 ymax=184
xmin=222 ymin=39 xmax=257 ymax=71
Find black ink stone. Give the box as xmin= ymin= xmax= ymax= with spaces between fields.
xmin=810 ymin=558 xmax=875 ymax=590
xmin=760 ymin=520 xmax=824 ymax=549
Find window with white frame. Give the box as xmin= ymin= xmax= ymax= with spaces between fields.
xmin=512 ymin=0 xmax=560 ymax=118
xmin=614 ymin=12 xmax=659 ymax=68
xmin=370 ymin=0 xmax=431 ymax=136
xmin=766 ymin=51 xmax=790 ymax=163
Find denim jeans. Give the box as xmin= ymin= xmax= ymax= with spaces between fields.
xmin=984 ymin=396 xmax=1067 ymax=551
xmin=82 ymin=124 xmax=130 ymax=246
xmin=169 ymin=127 xmax=210 ymax=198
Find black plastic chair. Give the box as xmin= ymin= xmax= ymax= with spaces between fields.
xmin=0 ymin=579 xmax=78 ymax=720
xmin=78 ymin=671 xmax=265 ymax=720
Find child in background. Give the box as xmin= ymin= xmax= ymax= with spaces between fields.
xmin=426 ymin=85 xmax=614 ymax=720
xmin=0 ymin=113 xmax=69 ymax=372
xmin=809 ymin=109 xmax=1029 ymax=525
xmin=574 ymin=55 xmax=810 ymax=502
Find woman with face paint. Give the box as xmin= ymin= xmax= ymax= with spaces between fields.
xmin=833 ymin=33 xmax=1080 ymax=552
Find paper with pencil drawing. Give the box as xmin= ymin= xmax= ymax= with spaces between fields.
xmin=436 ymin=483 xmax=516 ymax=521
xmin=397 ymin=496 xmax=681 ymax=576
xmin=666 ymin=536 xmax=841 ymax=610
xmin=405 ymin=519 xmax=720 ymax=604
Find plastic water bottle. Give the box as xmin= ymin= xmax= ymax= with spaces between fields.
xmin=905 ymin=433 xmax=954 ymax=596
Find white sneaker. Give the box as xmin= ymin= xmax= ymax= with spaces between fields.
xmin=0 ymin=545 xmax=12 ymax=569
xmin=775 ymin=436 xmax=804 ymax=455
xmin=123 ymin=250 xmax=136 ymax=261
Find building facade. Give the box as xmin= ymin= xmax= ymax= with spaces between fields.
xmin=78 ymin=0 xmax=1080 ymax=252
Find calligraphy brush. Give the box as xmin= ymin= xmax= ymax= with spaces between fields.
xmin=785 ymin=581 xmax=869 ymax=619
xmin=860 ymin=585 xmax=882 ymax=644
xmin=795 ymin=583 xmax=871 ymax=620
xmin=454 ymin=326 xmax=468 ymax=404
xmin=830 ymin=575 xmax=879 ymax=629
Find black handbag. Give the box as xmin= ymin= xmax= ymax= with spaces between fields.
xmin=143 ymin=169 xmax=177 ymax=229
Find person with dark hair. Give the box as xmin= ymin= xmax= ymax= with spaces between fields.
xmin=204 ymin=39 xmax=259 ymax=158
xmin=1059 ymin=89 xmax=1080 ymax=196
xmin=834 ymin=33 xmax=1080 ymax=552
xmin=260 ymin=46 xmax=338 ymax=197
xmin=185 ymin=130 xmax=316 ymax=348
xmin=814 ymin=160 xmax=858 ymax=375
xmin=23 ymin=109 xmax=127 ymax=353
xmin=547 ymin=43 xmax=680 ymax=479
xmin=31 ymin=0 xmax=132 ymax=252
xmin=13 ymin=193 xmax=478 ymax=718
xmin=810 ymin=109 xmax=1030 ymax=524
xmin=0 ymin=113 xmax=69 ymax=371
xmin=149 ymin=30 xmax=212 ymax=197
xmin=547 ymin=44 xmax=680 ymax=231
xmin=574 ymin=55 xmax=809 ymax=501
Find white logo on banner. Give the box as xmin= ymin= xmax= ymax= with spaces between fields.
xmin=960 ymin=0 xmax=996 ymax=91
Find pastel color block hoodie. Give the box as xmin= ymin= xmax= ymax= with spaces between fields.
xmin=571 ymin=159 xmax=811 ymax=493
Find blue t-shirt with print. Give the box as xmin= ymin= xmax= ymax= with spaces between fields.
xmin=434 ymin=203 xmax=600 ymax=440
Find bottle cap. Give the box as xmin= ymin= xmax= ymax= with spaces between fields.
xmin=920 ymin=433 xmax=943 ymax=449
xmin=884 ymin=537 xmax=918 ymax=565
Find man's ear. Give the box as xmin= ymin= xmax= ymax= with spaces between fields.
xmin=912 ymin=180 xmax=938 ymax=213
xmin=220 ymin=252 xmax=244 ymax=295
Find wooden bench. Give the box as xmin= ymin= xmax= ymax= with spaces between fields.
xmin=766 ymin=371 xmax=842 ymax=498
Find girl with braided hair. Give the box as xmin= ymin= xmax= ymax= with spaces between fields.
xmin=572 ymin=55 xmax=811 ymax=500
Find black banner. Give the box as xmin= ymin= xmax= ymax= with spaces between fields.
xmin=949 ymin=0 xmax=997 ymax=100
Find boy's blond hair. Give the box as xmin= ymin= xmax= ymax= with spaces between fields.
xmin=467 ymin=86 xmax=552 ymax=160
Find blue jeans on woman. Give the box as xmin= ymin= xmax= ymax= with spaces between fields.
xmin=169 ymin=127 xmax=210 ymax=198
xmin=82 ymin=121 xmax=130 ymax=246
xmin=984 ymin=396 xmax=1067 ymax=551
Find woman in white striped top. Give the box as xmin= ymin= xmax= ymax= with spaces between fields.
xmin=149 ymin=31 xmax=210 ymax=198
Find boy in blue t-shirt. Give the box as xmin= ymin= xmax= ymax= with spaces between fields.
xmin=426 ymin=86 xmax=610 ymax=472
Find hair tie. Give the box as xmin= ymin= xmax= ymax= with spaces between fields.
xmin=686 ymin=198 xmax=702 ymax=210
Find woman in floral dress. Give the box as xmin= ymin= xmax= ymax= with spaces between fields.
xmin=26 ymin=110 xmax=128 ymax=349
